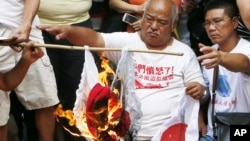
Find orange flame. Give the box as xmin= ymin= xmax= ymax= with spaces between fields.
xmin=98 ymin=55 xmax=116 ymax=87
xmin=54 ymin=54 xmax=127 ymax=140
xmin=54 ymin=105 xmax=96 ymax=139
xmin=54 ymin=104 xmax=76 ymax=126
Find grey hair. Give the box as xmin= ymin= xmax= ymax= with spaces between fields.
xmin=171 ymin=2 xmax=179 ymax=27
xmin=143 ymin=0 xmax=179 ymax=27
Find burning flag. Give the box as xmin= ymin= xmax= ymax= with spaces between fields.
xmin=73 ymin=46 xmax=142 ymax=140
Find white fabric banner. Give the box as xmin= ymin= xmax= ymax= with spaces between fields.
xmin=152 ymin=90 xmax=200 ymax=141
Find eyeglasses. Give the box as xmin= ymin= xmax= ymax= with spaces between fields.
xmin=203 ymin=17 xmax=231 ymax=29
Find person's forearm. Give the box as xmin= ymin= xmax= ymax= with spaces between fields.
xmin=220 ymin=52 xmax=250 ymax=73
xmin=237 ymin=0 xmax=250 ymax=29
xmin=109 ymin=0 xmax=139 ymax=13
xmin=66 ymin=26 xmax=105 ymax=48
xmin=0 ymin=59 xmax=31 ymax=91
xmin=22 ymin=0 xmax=40 ymax=26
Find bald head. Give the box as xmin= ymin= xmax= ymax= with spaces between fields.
xmin=144 ymin=0 xmax=178 ymax=25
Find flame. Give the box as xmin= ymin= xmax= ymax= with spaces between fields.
xmin=54 ymin=104 xmax=96 ymax=139
xmin=98 ymin=55 xmax=115 ymax=87
xmin=54 ymin=104 xmax=75 ymax=126
xmin=54 ymin=54 xmax=129 ymax=140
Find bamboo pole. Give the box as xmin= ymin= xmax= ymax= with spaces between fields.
xmin=20 ymin=43 xmax=184 ymax=56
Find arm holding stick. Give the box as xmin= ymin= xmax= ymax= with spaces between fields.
xmin=0 ymin=42 xmax=44 ymax=91
xmin=37 ymin=25 xmax=105 ymax=48
xmin=36 ymin=25 xmax=183 ymax=56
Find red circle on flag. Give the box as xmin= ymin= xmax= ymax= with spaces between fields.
xmin=160 ymin=123 xmax=187 ymax=141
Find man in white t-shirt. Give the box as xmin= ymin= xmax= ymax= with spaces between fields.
xmin=198 ymin=1 xmax=250 ymax=141
xmin=0 ymin=0 xmax=59 ymax=141
xmin=38 ymin=0 xmax=205 ymax=140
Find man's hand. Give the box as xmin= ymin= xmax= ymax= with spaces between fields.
xmin=21 ymin=41 xmax=44 ymax=64
xmin=197 ymin=43 xmax=222 ymax=69
xmin=37 ymin=25 xmax=71 ymax=40
xmin=186 ymin=82 xmax=205 ymax=99
xmin=12 ymin=23 xmax=31 ymax=43
xmin=130 ymin=19 xmax=142 ymax=31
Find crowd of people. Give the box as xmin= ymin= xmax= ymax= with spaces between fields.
xmin=1 ymin=0 xmax=250 ymax=141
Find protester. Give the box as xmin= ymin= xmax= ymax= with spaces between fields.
xmin=0 ymin=0 xmax=59 ymax=141
xmin=1 ymin=42 xmax=44 ymax=141
xmin=38 ymin=0 xmax=205 ymax=140
xmin=198 ymin=1 xmax=250 ymax=140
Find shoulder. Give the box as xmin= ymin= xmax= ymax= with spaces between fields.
xmin=235 ymin=38 xmax=250 ymax=51
xmin=239 ymin=38 xmax=250 ymax=46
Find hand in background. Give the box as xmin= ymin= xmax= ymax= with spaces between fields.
xmin=11 ymin=23 xmax=32 ymax=44
xmin=130 ymin=19 xmax=142 ymax=31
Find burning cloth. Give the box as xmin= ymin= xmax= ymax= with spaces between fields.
xmin=73 ymin=46 xmax=142 ymax=141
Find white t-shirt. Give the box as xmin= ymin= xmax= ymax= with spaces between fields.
xmin=102 ymin=32 xmax=205 ymax=140
xmin=204 ymin=38 xmax=250 ymax=137
xmin=0 ymin=0 xmax=42 ymax=40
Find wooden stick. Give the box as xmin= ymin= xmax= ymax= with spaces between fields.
xmin=20 ymin=43 xmax=184 ymax=56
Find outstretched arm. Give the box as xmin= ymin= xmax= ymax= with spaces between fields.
xmin=197 ymin=43 xmax=250 ymax=74
xmin=37 ymin=25 xmax=105 ymax=47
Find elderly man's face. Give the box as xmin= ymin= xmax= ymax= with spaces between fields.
xmin=140 ymin=0 xmax=174 ymax=49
